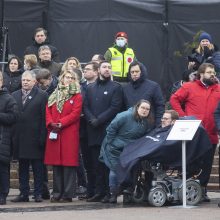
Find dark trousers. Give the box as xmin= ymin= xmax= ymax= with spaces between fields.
xmin=80 ymin=137 xmax=96 ymax=197
xmin=42 ymin=164 xmax=49 ymax=194
xmin=53 ymin=166 xmax=76 ymax=199
xmin=0 ymin=162 xmax=10 ymax=199
xmin=90 ymin=145 xmax=109 ymax=195
xmin=19 ymin=159 xmax=44 ymax=197
xmin=198 ymin=144 xmax=217 ymax=187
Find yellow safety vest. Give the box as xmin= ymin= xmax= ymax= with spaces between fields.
xmin=109 ymin=47 xmax=135 ymax=79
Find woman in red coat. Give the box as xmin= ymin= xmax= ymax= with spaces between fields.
xmin=44 ymin=70 xmax=82 ymax=202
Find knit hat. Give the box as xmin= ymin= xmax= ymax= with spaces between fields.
xmin=199 ymin=32 xmax=212 ymax=43
xmin=115 ymin=32 xmax=128 ymax=39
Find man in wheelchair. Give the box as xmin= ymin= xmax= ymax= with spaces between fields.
xmin=117 ymin=110 xmax=213 ymax=206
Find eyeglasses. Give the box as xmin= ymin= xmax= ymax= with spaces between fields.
xmin=205 ymin=71 xmax=216 ymax=75
xmin=161 ymin=117 xmax=171 ymax=121
xmin=64 ymin=76 xmax=75 ymax=80
xmin=139 ymin=106 xmax=150 ymax=111
xmin=84 ymin=68 xmax=92 ymax=72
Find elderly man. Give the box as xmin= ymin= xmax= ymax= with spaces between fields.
xmin=11 ymin=70 xmax=48 ymax=203
xmin=38 ymin=45 xmax=62 ymax=77
xmin=170 ymin=63 xmax=220 ymax=202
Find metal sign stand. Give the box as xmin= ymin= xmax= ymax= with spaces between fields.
xmin=167 ymin=120 xmax=201 ymax=209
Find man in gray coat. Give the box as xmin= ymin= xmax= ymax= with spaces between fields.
xmin=11 ymin=70 xmax=48 ymax=203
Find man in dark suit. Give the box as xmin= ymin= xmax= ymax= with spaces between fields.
xmin=11 ymin=70 xmax=48 ymax=203
xmin=84 ymin=61 xmax=123 ymax=202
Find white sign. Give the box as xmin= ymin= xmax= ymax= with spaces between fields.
xmin=167 ymin=120 xmax=201 ymax=141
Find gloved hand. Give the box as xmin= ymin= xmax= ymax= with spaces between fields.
xmin=50 ymin=123 xmax=62 ymax=132
xmin=90 ymin=118 xmax=99 ymax=127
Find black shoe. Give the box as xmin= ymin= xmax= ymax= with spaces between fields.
xmin=35 ymin=195 xmax=43 ymax=203
xmin=101 ymin=194 xmax=111 ymax=203
xmin=11 ymin=195 xmax=29 ymax=202
xmin=0 ymin=197 xmax=6 ymax=205
xmin=86 ymin=194 xmax=104 ymax=202
xmin=201 ymin=194 xmax=210 ymax=202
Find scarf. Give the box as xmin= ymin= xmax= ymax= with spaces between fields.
xmin=48 ymin=82 xmax=80 ymax=113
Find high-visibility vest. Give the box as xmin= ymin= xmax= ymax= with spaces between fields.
xmin=109 ymin=47 xmax=135 ymax=78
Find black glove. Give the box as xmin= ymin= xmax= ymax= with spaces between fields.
xmin=90 ymin=118 xmax=99 ymax=127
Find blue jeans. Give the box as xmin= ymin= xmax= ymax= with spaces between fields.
xmin=0 ymin=162 xmax=10 ymax=199
xmin=109 ymin=170 xmax=118 ymax=189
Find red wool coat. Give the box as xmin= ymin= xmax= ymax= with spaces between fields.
xmin=44 ymin=93 xmax=82 ymax=166
xmin=170 ymin=80 xmax=220 ymax=144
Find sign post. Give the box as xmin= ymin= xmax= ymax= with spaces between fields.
xmin=167 ymin=120 xmax=201 ymax=208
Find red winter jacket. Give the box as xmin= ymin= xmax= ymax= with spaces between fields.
xmin=170 ymin=80 xmax=220 ymax=144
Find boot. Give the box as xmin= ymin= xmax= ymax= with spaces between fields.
xmin=109 ymin=187 xmax=118 ymax=204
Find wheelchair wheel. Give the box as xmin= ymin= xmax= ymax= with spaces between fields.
xmin=148 ymin=187 xmax=167 ymax=207
xmin=132 ymin=184 xmax=145 ymax=203
xmin=178 ymin=180 xmax=202 ymax=206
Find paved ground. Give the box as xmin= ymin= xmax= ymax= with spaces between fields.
xmin=0 ymin=190 xmax=220 ymax=220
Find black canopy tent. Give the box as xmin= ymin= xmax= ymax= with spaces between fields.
xmin=1 ymin=0 xmax=220 ymax=99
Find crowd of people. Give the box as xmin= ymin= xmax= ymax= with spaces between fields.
xmin=0 ymin=27 xmax=220 ymax=208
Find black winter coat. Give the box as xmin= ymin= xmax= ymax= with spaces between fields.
xmin=0 ymin=88 xmax=18 ymax=164
xmin=83 ymin=78 xmax=123 ymax=146
xmin=123 ymin=64 xmax=164 ymax=126
xmin=12 ymin=86 xmax=48 ymax=159
xmin=24 ymin=41 xmax=60 ymax=62
xmin=3 ymin=68 xmax=23 ymax=93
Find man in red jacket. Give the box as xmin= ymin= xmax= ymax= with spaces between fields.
xmin=170 ymin=63 xmax=220 ymax=202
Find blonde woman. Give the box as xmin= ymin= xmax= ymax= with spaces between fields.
xmin=44 ymin=70 xmax=82 ymax=203
xmin=61 ymin=57 xmax=81 ymax=73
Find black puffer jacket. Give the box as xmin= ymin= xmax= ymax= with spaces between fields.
xmin=3 ymin=68 xmax=23 ymax=93
xmin=0 ymin=88 xmax=18 ymax=164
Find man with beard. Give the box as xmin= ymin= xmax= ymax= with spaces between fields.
xmin=24 ymin=27 xmax=60 ymax=62
xmin=83 ymin=61 xmax=123 ymax=202
xmin=170 ymin=63 xmax=220 ymax=202
xmin=38 ymin=46 xmax=62 ymax=77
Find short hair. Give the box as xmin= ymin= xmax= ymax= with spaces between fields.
xmin=22 ymin=70 xmax=36 ymax=80
xmin=98 ymin=60 xmax=111 ymax=68
xmin=92 ymin=54 xmax=105 ymax=62
xmin=24 ymin=54 xmax=38 ymax=67
xmin=197 ymin=63 xmax=215 ymax=78
xmin=72 ymin=68 xmax=83 ymax=81
xmin=38 ymin=45 xmax=51 ymax=55
xmin=34 ymin=27 xmax=47 ymax=37
xmin=84 ymin=62 xmax=99 ymax=72
xmin=36 ymin=68 xmax=52 ymax=81
xmin=164 ymin=110 xmax=179 ymax=121
xmin=129 ymin=60 xmax=141 ymax=71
